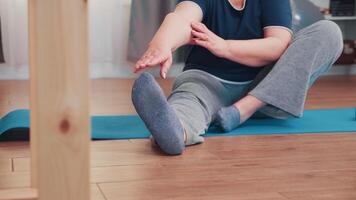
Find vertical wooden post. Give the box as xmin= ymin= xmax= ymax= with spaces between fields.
xmin=29 ymin=0 xmax=90 ymax=199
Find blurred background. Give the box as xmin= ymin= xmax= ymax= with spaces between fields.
xmin=0 ymin=0 xmax=355 ymax=80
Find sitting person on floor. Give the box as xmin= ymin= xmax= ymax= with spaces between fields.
xmin=131 ymin=0 xmax=343 ymax=155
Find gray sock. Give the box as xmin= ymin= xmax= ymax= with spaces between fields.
xmin=215 ymin=106 xmax=241 ymax=132
xmin=131 ymin=72 xmax=185 ymax=155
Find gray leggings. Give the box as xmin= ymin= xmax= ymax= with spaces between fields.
xmin=168 ymin=20 xmax=344 ymax=145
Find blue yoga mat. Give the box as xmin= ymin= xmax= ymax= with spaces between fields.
xmin=0 ymin=108 xmax=355 ymax=140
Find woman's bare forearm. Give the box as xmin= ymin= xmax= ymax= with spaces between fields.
xmin=191 ymin=24 xmax=292 ymax=67
xmin=224 ymin=37 xmax=290 ymax=67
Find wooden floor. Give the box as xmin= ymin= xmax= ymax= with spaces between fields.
xmin=0 ymin=75 xmax=356 ymax=200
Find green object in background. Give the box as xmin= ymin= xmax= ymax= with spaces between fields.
xmin=291 ymin=0 xmax=325 ymax=33
xmin=0 ymin=108 xmax=356 ymax=141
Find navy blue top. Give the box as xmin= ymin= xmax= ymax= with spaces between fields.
xmin=178 ymin=0 xmax=292 ymax=81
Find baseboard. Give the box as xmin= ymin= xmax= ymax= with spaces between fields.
xmin=328 ymin=64 xmax=356 ymax=75
xmin=0 ymin=64 xmax=29 ymax=80
xmin=90 ymin=62 xmax=185 ymax=79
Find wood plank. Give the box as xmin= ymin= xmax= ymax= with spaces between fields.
xmin=0 ymin=142 xmax=30 ymax=159
xmin=0 ymin=80 xmax=29 ymax=117
xmin=0 ymin=188 xmax=37 ymax=200
xmin=0 ymin=158 xmax=12 ymax=173
xmin=0 ymin=172 xmax=103 ymax=200
xmin=91 ymin=184 xmax=106 ymax=200
xmin=7 ymin=134 xmax=355 ymax=187
xmin=98 ymin=173 xmax=353 ymax=200
xmin=11 ymin=133 xmax=356 ymax=170
xmin=0 ymin=172 xmax=30 ymax=189
xmin=28 ymin=0 xmax=90 ymax=199
xmin=13 ymin=139 xmax=218 ymax=171
xmin=9 ymin=133 xmax=356 ymax=172
xmin=91 ymin=163 xmax=356 ymax=184
xmin=7 ymin=151 xmax=356 ymax=192
xmin=0 ymin=78 xmax=174 ymax=117
xmin=13 ymin=158 xmax=29 ymax=172
xmin=0 ymin=185 xmax=105 ymax=200
xmin=280 ymin=188 xmax=356 ymax=200
xmin=100 ymin=181 xmax=288 ymax=200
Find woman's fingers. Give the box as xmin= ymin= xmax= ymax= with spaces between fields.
xmin=134 ymin=59 xmax=145 ymax=73
xmin=134 ymin=50 xmax=158 ymax=72
xmin=191 ymin=22 xmax=210 ymax=34
xmin=143 ymin=50 xmax=158 ymax=63
xmin=193 ymin=38 xmax=210 ymax=49
xmin=147 ymin=54 xmax=164 ymax=66
xmin=191 ymin=30 xmax=209 ymax=41
xmin=191 ymin=22 xmax=205 ymax=32
xmin=160 ymin=56 xmax=173 ymax=79
xmin=135 ymin=54 xmax=149 ymax=71
xmin=134 ymin=54 xmax=166 ymax=73
xmin=134 ymin=46 xmax=172 ymax=76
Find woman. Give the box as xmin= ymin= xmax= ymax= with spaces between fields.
xmin=131 ymin=0 xmax=343 ymax=155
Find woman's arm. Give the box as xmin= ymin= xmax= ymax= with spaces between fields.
xmin=225 ymin=28 xmax=292 ymax=66
xmin=134 ymin=2 xmax=203 ymax=78
xmin=191 ymin=23 xmax=292 ymax=67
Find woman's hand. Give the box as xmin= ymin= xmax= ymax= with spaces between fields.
xmin=134 ymin=44 xmax=173 ymax=79
xmin=191 ymin=22 xmax=228 ymax=58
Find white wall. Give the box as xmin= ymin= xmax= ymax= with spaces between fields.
xmin=0 ymin=0 xmax=28 ymax=79
xmin=0 ymin=0 xmax=142 ymax=80
xmin=89 ymin=0 xmax=136 ymax=78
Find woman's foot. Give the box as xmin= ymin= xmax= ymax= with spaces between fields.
xmin=132 ymin=72 xmax=185 ymax=155
xmin=215 ymin=106 xmax=241 ymax=132
xmin=215 ymin=95 xmax=266 ymax=132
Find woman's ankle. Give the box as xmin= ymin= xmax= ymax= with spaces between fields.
xmin=233 ymin=95 xmax=266 ymax=123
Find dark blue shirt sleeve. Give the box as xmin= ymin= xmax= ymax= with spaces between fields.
xmin=177 ymin=0 xmax=207 ymax=17
xmin=261 ymin=0 xmax=292 ymax=31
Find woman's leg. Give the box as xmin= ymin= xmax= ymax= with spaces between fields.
xmin=168 ymin=70 xmax=243 ymax=145
xmin=215 ymin=20 xmax=344 ymax=131
xmin=250 ymin=20 xmax=343 ymax=118
xmin=132 ymin=70 xmax=246 ymax=154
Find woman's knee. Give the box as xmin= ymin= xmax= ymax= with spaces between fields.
xmin=295 ymin=20 xmax=343 ymax=62
xmin=312 ymin=20 xmax=343 ymax=55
